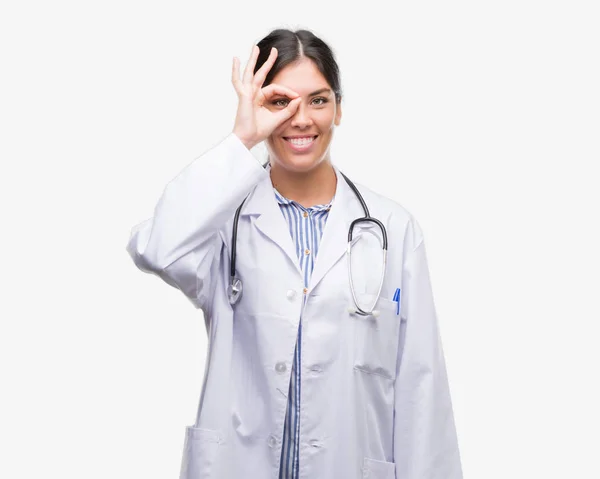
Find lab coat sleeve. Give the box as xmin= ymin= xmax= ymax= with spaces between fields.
xmin=125 ymin=132 xmax=267 ymax=311
xmin=393 ymin=219 xmax=463 ymax=478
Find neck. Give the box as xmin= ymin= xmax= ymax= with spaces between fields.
xmin=269 ymin=160 xmax=337 ymax=208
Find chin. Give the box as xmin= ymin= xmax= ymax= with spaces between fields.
xmin=277 ymin=154 xmax=323 ymax=173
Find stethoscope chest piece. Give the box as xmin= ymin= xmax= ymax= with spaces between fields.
xmin=227 ymin=277 xmax=243 ymax=305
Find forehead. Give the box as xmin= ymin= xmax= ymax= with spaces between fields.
xmin=271 ymin=58 xmax=330 ymax=95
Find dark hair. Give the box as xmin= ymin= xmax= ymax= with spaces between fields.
xmin=254 ymin=29 xmax=343 ymax=104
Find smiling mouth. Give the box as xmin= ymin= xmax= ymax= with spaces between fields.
xmin=283 ymin=135 xmax=318 ymax=146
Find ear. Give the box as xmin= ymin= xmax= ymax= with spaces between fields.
xmin=334 ymin=100 xmax=342 ymax=126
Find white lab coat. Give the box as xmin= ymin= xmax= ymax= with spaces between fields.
xmin=126 ymin=132 xmax=463 ymax=479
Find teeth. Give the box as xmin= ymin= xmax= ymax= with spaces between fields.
xmin=286 ymin=136 xmax=315 ymax=146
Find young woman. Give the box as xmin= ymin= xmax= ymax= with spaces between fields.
xmin=127 ymin=28 xmax=463 ymax=479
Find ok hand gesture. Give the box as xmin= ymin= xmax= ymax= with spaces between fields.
xmin=232 ymin=45 xmax=302 ymax=150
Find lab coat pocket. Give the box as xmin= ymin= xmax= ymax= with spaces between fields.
xmin=362 ymin=457 xmax=396 ymax=479
xmin=179 ymin=426 xmax=223 ymax=479
xmin=353 ymin=294 xmax=400 ymax=381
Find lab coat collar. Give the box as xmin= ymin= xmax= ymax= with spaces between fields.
xmin=239 ymin=163 xmax=368 ymax=290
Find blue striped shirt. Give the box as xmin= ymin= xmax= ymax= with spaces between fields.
xmin=273 ymin=185 xmax=334 ymax=479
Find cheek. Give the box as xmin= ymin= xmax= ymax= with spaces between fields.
xmin=267 ymin=131 xmax=282 ymax=143
xmin=265 ymin=138 xmax=278 ymax=155
xmin=316 ymin=111 xmax=336 ymax=129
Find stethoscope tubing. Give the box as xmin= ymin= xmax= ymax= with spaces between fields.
xmin=228 ymin=166 xmax=388 ymax=316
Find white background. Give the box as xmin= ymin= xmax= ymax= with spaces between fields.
xmin=1 ymin=1 xmax=599 ymax=478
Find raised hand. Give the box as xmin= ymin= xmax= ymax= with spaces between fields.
xmin=232 ymin=45 xmax=302 ymax=150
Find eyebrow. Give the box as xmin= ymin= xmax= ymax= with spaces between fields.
xmin=308 ymin=88 xmax=331 ymax=97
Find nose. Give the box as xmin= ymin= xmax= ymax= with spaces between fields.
xmin=290 ymin=103 xmax=313 ymax=128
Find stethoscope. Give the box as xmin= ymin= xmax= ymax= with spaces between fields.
xmin=226 ymin=166 xmax=388 ymax=316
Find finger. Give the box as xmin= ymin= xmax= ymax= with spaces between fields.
xmin=231 ymin=57 xmax=242 ymax=94
xmin=274 ymin=97 xmax=302 ymax=123
xmin=252 ymin=47 xmax=277 ymax=90
xmin=261 ymin=83 xmax=300 ymax=101
xmin=242 ymin=45 xmax=259 ymax=85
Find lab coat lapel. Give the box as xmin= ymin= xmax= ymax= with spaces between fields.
xmin=240 ymin=173 xmax=303 ymax=278
xmin=308 ymin=166 xmax=365 ymax=292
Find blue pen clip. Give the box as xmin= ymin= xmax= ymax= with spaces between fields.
xmin=393 ymin=288 xmax=401 ymax=315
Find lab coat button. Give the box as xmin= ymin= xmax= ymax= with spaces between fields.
xmin=275 ymin=362 xmax=287 ymax=373
xmin=286 ymin=289 xmax=296 ymax=300
xmin=268 ymin=435 xmax=277 ymax=447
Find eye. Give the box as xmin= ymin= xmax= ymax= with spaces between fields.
xmin=271 ymin=97 xmax=329 ymax=107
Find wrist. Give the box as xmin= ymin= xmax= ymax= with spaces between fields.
xmin=232 ymin=131 xmax=257 ymax=150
